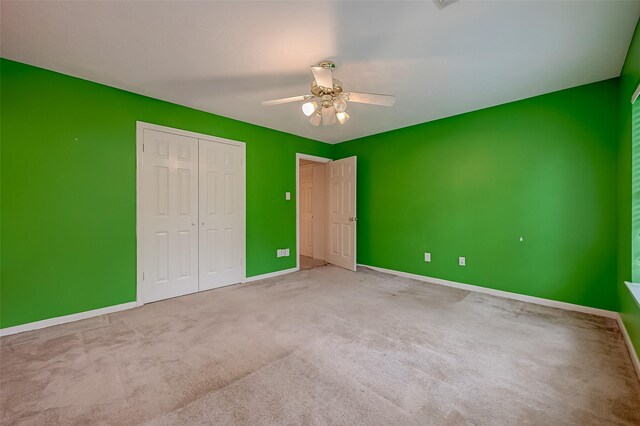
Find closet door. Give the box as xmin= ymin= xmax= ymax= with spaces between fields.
xmin=199 ymin=139 xmax=244 ymax=290
xmin=141 ymin=129 xmax=199 ymax=303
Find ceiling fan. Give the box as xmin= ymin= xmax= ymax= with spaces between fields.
xmin=261 ymin=61 xmax=395 ymax=126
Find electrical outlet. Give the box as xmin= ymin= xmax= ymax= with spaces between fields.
xmin=424 ymin=252 xmax=431 ymax=262
xmin=459 ymin=256 xmax=466 ymax=266
xmin=285 ymin=192 xmax=291 ymax=200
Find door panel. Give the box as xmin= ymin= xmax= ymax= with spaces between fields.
xmin=142 ymin=129 xmax=199 ymax=303
xmin=199 ymin=140 xmax=244 ymax=290
xmin=326 ymin=156 xmax=357 ymax=271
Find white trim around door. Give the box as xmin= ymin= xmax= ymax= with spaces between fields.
xmin=136 ymin=121 xmax=247 ymax=306
xmin=295 ymin=153 xmax=332 ymax=271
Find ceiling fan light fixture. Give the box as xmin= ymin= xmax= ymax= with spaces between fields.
xmin=302 ymin=101 xmax=318 ymax=116
xmin=261 ymin=61 xmax=395 ymax=127
xmin=309 ymin=112 xmax=322 ymax=126
xmin=336 ymin=111 xmax=350 ymax=125
xmin=333 ymin=98 xmax=347 ymax=113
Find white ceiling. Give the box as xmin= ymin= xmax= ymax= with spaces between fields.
xmin=2 ymin=1 xmax=639 ymax=144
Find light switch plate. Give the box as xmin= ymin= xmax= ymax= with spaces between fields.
xmin=424 ymin=252 xmax=431 ymax=262
xmin=284 ymin=248 xmax=290 ymax=256
xmin=285 ymin=192 xmax=291 ymax=200
xmin=459 ymin=256 xmax=466 ymax=266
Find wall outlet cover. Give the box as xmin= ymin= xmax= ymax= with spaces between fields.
xmin=459 ymin=256 xmax=466 ymax=266
xmin=285 ymin=192 xmax=291 ymax=200
xmin=424 ymin=252 xmax=431 ymax=262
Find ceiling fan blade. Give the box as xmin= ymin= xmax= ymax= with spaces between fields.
xmin=261 ymin=95 xmax=310 ymax=106
xmin=321 ymin=107 xmax=336 ymax=126
xmin=311 ymin=66 xmax=333 ymax=88
xmin=346 ymin=92 xmax=396 ymax=107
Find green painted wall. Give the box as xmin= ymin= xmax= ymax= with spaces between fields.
xmin=1 ymin=55 xmax=635 ymax=336
xmin=334 ymin=80 xmax=620 ymax=311
xmin=619 ymin=21 xmax=640 ymax=356
xmin=0 ymin=58 xmax=332 ymax=328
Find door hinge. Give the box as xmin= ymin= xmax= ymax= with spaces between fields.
xmin=142 ymin=272 xmax=145 ymax=280
xmin=142 ymin=143 xmax=145 ymax=152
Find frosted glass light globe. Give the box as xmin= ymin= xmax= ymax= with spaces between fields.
xmin=309 ymin=112 xmax=322 ymax=126
xmin=302 ymin=101 xmax=318 ymax=116
xmin=333 ymin=99 xmax=347 ymax=113
xmin=336 ymin=111 xmax=350 ymax=124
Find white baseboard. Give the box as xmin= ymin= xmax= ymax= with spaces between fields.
xmin=617 ymin=314 xmax=640 ymax=381
xmin=0 ymin=268 xmax=302 ymax=338
xmin=244 ymin=267 xmax=299 ymax=283
xmin=360 ymin=264 xmax=618 ymax=318
xmin=359 ymin=264 xmax=640 ymax=379
xmin=0 ymin=302 xmax=137 ymax=337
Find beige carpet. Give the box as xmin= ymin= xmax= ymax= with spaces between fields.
xmin=2 ymin=266 xmax=639 ymax=425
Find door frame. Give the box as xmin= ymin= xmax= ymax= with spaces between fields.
xmin=295 ymin=153 xmax=332 ymax=271
xmin=136 ymin=121 xmax=247 ymax=306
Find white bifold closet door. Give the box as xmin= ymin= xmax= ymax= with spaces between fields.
xmin=141 ymin=129 xmax=200 ymax=303
xmin=198 ymin=139 xmax=244 ymax=291
xmin=141 ymin=129 xmax=244 ymax=304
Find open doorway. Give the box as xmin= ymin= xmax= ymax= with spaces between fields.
xmin=296 ymin=153 xmax=358 ymax=272
xmin=296 ymin=154 xmax=331 ymax=270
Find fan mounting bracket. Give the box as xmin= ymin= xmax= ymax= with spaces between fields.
xmin=318 ymin=60 xmax=336 ymax=69
xmin=311 ymin=79 xmax=343 ymax=97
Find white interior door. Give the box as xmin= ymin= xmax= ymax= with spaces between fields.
xmin=199 ymin=139 xmax=244 ymax=291
xmin=327 ymin=156 xmax=357 ymax=271
xmin=300 ymin=164 xmax=314 ymax=257
xmin=141 ymin=129 xmax=199 ymax=303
